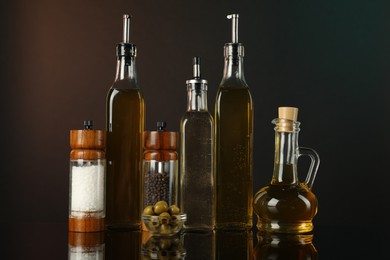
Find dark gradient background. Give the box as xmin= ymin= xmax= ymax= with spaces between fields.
xmin=0 ymin=0 xmax=388 ymax=233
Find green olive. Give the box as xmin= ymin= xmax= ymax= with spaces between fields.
xmin=168 ymin=205 xmax=180 ymax=215
xmin=150 ymin=220 xmax=160 ymax=229
xmin=159 ymin=224 xmax=171 ymax=235
xmin=159 ymin=238 xmax=172 ymax=250
xmin=154 ymin=201 xmax=169 ymax=214
xmin=143 ymin=205 xmax=155 ymax=215
xmin=159 ymin=212 xmax=171 ymax=225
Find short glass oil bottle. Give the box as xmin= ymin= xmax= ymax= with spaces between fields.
xmin=254 ymin=107 xmax=320 ymax=234
xmin=180 ymin=57 xmax=214 ymax=231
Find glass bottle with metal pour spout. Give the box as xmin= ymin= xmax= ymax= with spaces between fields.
xmin=214 ymin=14 xmax=254 ymax=230
xmin=106 ymin=14 xmax=145 ymax=230
xmin=180 ymin=57 xmax=214 ymax=231
xmin=254 ymin=107 xmax=320 ymax=234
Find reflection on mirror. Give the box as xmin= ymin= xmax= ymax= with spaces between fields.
xmin=142 ymin=232 xmax=186 ymax=259
xmin=183 ymin=231 xmax=214 ymax=260
xmin=68 ymin=232 xmax=105 ymax=260
xmin=253 ymin=232 xmax=318 ymax=260
xmin=105 ymin=230 xmax=141 ymax=259
xmin=216 ymin=230 xmax=253 ymax=260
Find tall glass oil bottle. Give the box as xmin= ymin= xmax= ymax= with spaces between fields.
xmin=106 ymin=14 xmax=145 ymax=230
xmin=253 ymin=107 xmax=320 ymax=234
xmin=214 ymin=14 xmax=254 ymax=230
xmin=180 ymin=57 xmax=214 ymax=231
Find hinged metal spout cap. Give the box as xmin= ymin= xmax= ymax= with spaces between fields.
xmin=123 ymin=14 xmax=130 ymax=43
xmin=186 ymin=56 xmax=208 ymax=90
xmin=116 ymin=14 xmax=136 ymax=57
xmin=227 ymin=14 xmax=239 ymax=44
xmin=224 ymin=14 xmax=244 ymax=57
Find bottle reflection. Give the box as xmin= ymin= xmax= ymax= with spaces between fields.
xmin=105 ymin=230 xmax=141 ymax=259
xmin=141 ymin=232 xmax=186 ymax=259
xmin=68 ymin=232 xmax=105 ymax=260
xmin=183 ymin=231 xmax=214 ymax=260
xmin=253 ymin=232 xmax=318 ymax=260
xmin=216 ymin=230 xmax=253 ymax=260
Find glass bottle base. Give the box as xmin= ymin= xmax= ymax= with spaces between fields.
xmin=183 ymin=224 xmax=214 ymax=232
xmin=257 ymin=220 xmax=313 ymax=234
xmin=105 ymin=222 xmax=141 ymax=231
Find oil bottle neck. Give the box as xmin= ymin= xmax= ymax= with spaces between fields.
xmin=187 ymin=88 xmax=208 ymax=111
xmin=114 ymin=43 xmax=138 ymax=83
xmin=271 ymin=130 xmax=299 ymax=185
xmin=221 ymin=44 xmax=247 ymax=86
xmin=115 ymin=56 xmax=137 ymax=82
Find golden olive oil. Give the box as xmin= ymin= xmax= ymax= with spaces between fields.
xmin=215 ymin=87 xmax=253 ymax=230
xmin=105 ymin=15 xmax=145 ymax=230
xmin=254 ymin=165 xmax=318 ymax=234
xmin=106 ymin=88 xmax=145 ymax=229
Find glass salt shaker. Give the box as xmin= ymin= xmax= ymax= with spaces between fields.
xmin=143 ymin=121 xmax=178 ymax=208
xmin=69 ymin=120 xmax=106 ymax=232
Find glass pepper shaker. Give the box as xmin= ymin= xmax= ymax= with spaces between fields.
xmin=142 ymin=121 xmax=179 ymax=208
xmin=69 ymin=120 xmax=106 ymax=232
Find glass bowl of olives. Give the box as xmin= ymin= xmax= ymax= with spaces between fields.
xmin=142 ymin=201 xmax=186 ymax=236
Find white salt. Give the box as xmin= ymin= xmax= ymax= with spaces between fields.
xmin=71 ymin=164 xmax=104 ymax=213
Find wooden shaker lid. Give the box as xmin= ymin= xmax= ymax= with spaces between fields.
xmin=143 ymin=150 xmax=178 ymax=160
xmin=143 ymin=131 xmax=160 ymax=150
xmin=160 ymin=132 xmax=178 ymax=150
xmin=143 ymin=121 xmax=178 ymax=151
xmin=68 ymin=231 xmax=104 ymax=247
xmin=70 ymin=120 xmax=106 ymax=160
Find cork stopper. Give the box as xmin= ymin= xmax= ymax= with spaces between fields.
xmin=278 ymin=107 xmax=298 ymax=121
xmin=274 ymin=107 xmax=300 ymax=132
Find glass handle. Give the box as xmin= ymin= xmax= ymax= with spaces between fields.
xmin=298 ymin=147 xmax=320 ymax=189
